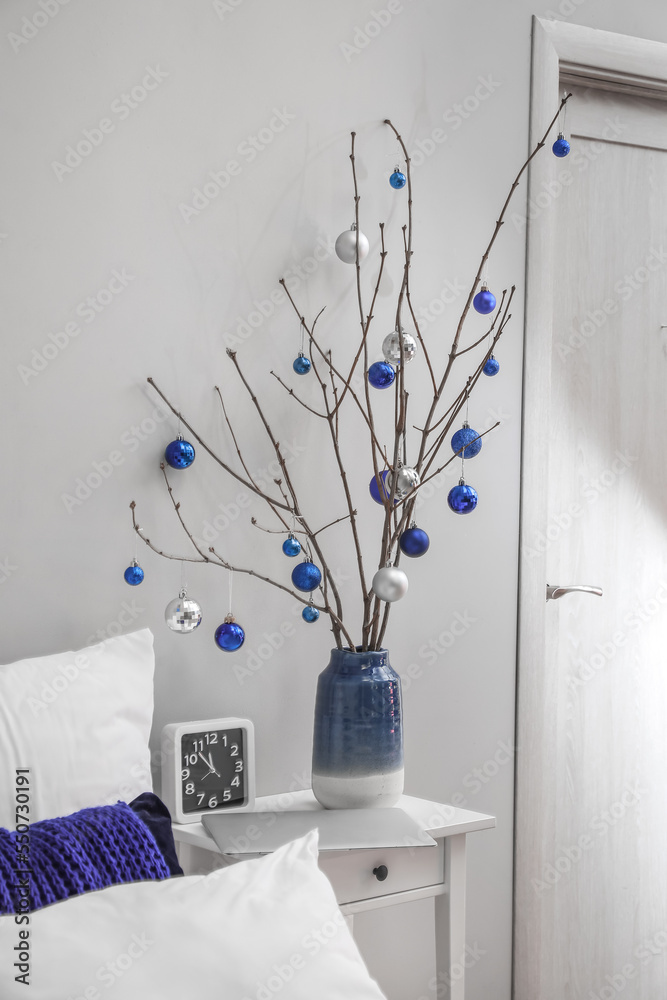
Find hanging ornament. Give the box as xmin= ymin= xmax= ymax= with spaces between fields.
xmin=372 ymin=566 xmax=409 ymax=602
xmin=399 ymin=523 xmax=430 ymax=558
xmin=451 ymin=422 xmax=482 ymax=459
xmin=448 ymin=479 xmax=478 ymax=514
xmin=291 ymin=560 xmax=322 ymax=593
xmin=302 ymin=597 xmax=320 ymax=624
xmin=389 ymin=166 xmax=406 ymax=189
xmin=335 ymin=224 xmax=369 ymax=264
xmin=552 ymin=132 xmax=570 ymax=157
xmin=473 ymin=284 xmax=496 ymax=315
xmin=292 ymin=352 xmax=311 ymax=375
xmin=164 ymin=435 xmax=196 ymax=469
xmin=483 ymin=355 xmax=500 ymax=377
xmin=369 ymin=470 xmax=397 ymax=505
xmin=214 ymin=615 xmax=245 ymax=652
xmin=387 ymin=463 xmax=420 ymax=498
xmin=165 ymin=588 xmax=202 ymax=633
xmin=368 ymin=361 xmax=396 ymax=389
xmin=382 ymin=327 xmax=417 ymax=365
xmin=123 ymin=559 xmax=144 ymax=586
xmin=282 ymin=534 xmax=301 ymax=557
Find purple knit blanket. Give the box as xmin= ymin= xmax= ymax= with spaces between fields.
xmin=0 ymin=800 xmax=170 ymax=913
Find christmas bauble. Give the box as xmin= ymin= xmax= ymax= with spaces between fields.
xmin=282 ymin=535 xmax=301 ymax=557
xmin=399 ymin=526 xmax=430 ymax=557
xmin=302 ymin=605 xmax=320 ymax=623
xmin=473 ymin=288 xmax=496 ymax=315
xmin=165 ymin=590 xmax=202 ymax=633
xmin=335 ymin=227 xmax=369 ymax=264
xmin=382 ymin=327 xmax=417 ymax=365
xmin=165 ymin=436 xmax=196 ymax=469
xmin=369 ymin=470 xmax=396 ymax=505
xmin=372 ymin=566 xmax=409 ymax=602
xmin=448 ymin=480 xmax=478 ymax=514
xmin=552 ymin=133 xmax=570 ymax=157
xmin=483 ymin=355 xmax=500 ymax=376
xmin=123 ymin=560 xmax=144 ymax=586
xmin=389 ymin=168 xmax=406 ymax=189
xmin=368 ymin=361 xmax=395 ymax=389
xmin=451 ymin=423 xmax=482 ymax=459
xmin=214 ymin=617 xmax=245 ymax=651
xmin=293 ymin=353 xmax=311 ymax=375
xmin=388 ymin=465 xmax=420 ymax=497
xmin=291 ymin=561 xmax=322 ymax=592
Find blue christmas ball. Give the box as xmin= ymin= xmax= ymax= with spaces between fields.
xmin=165 ymin=437 xmax=196 ymax=469
xmin=214 ymin=620 xmax=245 ymax=652
xmin=369 ymin=469 xmax=397 ymax=505
xmin=123 ymin=562 xmax=144 ymax=586
xmin=399 ymin=526 xmax=430 ymax=558
xmin=451 ymin=425 xmax=482 ymax=459
xmin=291 ymin=561 xmax=322 ymax=592
xmin=389 ymin=169 xmax=406 ymax=189
xmin=302 ymin=605 xmax=320 ymax=623
xmin=293 ymin=354 xmax=311 ymax=375
xmin=448 ymin=481 xmax=478 ymax=514
xmin=473 ymin=288 xmax=496 ymax=315
xmin=282 ymin=535 xmax=301 ymax=557
xmin=552 ymin=134 xmax=570 ymax=157
xmin=368 ymin=361 xmax=395 ymax=389
xmin=483 ymin=355 xmax=500 ymax=377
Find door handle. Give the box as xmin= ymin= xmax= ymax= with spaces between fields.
xmin=546 ymin=584 xmax=603 ymax=601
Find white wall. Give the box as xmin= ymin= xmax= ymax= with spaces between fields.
xmin=1 ymin=2 xmax=665 ymax=998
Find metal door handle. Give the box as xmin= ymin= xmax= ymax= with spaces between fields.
xmin=546 ymin=584 xmax=603 ymax=601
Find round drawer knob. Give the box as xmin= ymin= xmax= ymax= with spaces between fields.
xmin=372 ymin=865 xmax=389 ymax=882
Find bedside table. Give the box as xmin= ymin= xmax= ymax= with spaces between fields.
xmin=173 ymin=789 xmax=495 ymax=1000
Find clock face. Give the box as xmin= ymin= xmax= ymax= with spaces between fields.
xmin=180 ymin=727 xmax=246 ymax=814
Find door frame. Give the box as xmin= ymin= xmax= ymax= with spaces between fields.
xmin=514 ymin=16 xmax=667 ymax=998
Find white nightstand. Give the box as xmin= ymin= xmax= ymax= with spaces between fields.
xmin=173 ymin=789 xmax=495 ymax=1000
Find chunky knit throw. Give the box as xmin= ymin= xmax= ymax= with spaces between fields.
xmin=0 ymin=800 xmax=171 ymax=914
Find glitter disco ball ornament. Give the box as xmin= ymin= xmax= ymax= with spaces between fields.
xmin=387 ymin=465 xmax=420 ymax=498
xmin=214 ymin=616 xmax=245 ymax=652
xmin=451 ymin=423 xmax=482 ymax=459
xmin=293 ymin=353 xmax=311 ymax=375
xmin=335 ymin=226 xmax=370 ymax=264
xmin=302 ymin=605 xmax=320 ymax=624
xmin=123 ymin=560 xmax=144 ymax=586
xmin=483 ymin=355 xmax=500 ymax=377
xmin=399 ymin=525 xmax=430 ymax=558
xmin=448 ymin=479 xmax=478 ymax=514
xmin=552 ymin=132 xmax=571 ymax=157
xmin=368 ymin=361 xmax=396 ymax=389
xmin=372 ymin=566 xmax=409 ymax=602
xmin=389 ymin=167 xmax=406 ymax=189
xmin=164 ymin=436 xmax=196 ymax=469
xmin=382 ymin=328 xmax=417 ymax=365
xmin=473 ymin=286 xmax=496 ymax=315
xmin=165 ymin=589 xmax=202 ymax=633
xmin=291 ymin=561 xmax=322 ymax=593
xmin=282 ymin=535 xmax=301 ymax=557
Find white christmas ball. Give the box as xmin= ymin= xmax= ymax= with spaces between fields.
xmin=372 ymin=566 xmax=409 ymax=603
xmin=388 ymin=465 xmax=420 ymax=498
xmin=165 ymin=590 xmax=202 ymax=633
xmin=382 ymin=328 xmax=417 ymax=365
xmin=335 ymin=227 xmax=370 ymax=264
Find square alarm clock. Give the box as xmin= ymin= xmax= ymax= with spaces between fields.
xmin=161 ymin=718 xmax=255 ymax=824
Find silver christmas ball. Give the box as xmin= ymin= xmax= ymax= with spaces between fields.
xmin=388 ymin=465 xmax=420 ymax=498
xmin=382 ymin=327 xmax=417 ymax=365
xmin=372 ymin=566 xmax=409 ymax=603
xmin=165 ymin=589 xmax=202 ymax=633
xmin=335 ymin=227 xmax=370 ymax=264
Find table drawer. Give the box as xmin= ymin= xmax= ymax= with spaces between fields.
xmin=318 ymin=843 xmax=444 ymax=905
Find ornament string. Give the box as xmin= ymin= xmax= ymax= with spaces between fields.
xmin=228 ymin=568 xmax=233 ymax=617
xmin=299 ymin=320 xmax=305 ymax=356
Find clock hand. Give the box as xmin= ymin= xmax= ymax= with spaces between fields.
xmin=198 ymin=752 xmax=221 ymax=779
xmin=206 ymin=752 xmax=221 ymax=777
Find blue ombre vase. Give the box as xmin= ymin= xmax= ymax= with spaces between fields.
xmin=311 ymin=647 xmax=404 ymax=809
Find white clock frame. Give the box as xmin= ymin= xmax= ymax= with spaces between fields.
xmin=161 ymin=717 xmax=256 ymax=824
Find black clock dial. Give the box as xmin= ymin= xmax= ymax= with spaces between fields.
xmin=180 ymin=728 xmax=246 ymax=814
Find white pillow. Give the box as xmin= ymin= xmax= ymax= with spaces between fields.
xmin=0 ymin=629 xmax=154 ymax=826
xmin=0 ymin=830 xmax=387 ymax=1000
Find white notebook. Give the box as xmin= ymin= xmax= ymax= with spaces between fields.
xmin=203 ymin=807 xmax=436 ymax=855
